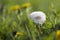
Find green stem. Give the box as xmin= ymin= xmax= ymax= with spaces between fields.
xmin=25 ymin=24 xmax=32 ymax=40
xmin=36 ymin=24 xmax=42 ymax=40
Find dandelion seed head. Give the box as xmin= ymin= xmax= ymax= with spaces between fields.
xmin=30 ymin=11 xmax=46 ymax=24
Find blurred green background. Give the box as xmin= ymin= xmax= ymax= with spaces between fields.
xmin=0 ymin=0 xmax=60 ymax=40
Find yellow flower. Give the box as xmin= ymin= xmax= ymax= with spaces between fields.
xmin=11 ymin=5 xmax=20 ymax=11
xmin=22 ymin=3 xmax=31 ymax=9
xmin=56 ymin=30 xmax=60 ymax=40
xmin=16 ymin=32 xmax=23 ymax=36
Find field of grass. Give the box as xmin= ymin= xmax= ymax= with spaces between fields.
xmin=0 ymin=0 xmax=60 ymax=40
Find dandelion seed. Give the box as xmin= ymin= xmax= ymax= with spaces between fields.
xmin=22 ymin=3 xmax=31 ymax=9
xmin=30 ymin=11 xmax=46 ymax=24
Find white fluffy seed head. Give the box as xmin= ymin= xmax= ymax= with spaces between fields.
xmin=30 ymin=11 xmax=46 ymax=24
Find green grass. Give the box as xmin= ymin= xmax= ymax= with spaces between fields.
xmin=0 ymin=0 xmax=60 ymax=40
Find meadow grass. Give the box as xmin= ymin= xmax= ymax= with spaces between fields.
xmin=0 ymin=0 xmax=60 ymax=40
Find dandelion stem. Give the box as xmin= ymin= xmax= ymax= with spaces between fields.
xmin=36 ymin=24 xmax=42 ymax=40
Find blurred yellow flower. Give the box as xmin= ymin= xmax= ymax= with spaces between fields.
xmin=11 ymin=5 xmax=20 ymax=11
xmin=56 ymin=30 xmax=60 ymax=40
xmin=22 ymin=3 xmax=31 ymax=9
xmin=16 ymin=32 xmax=23 ymax=36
